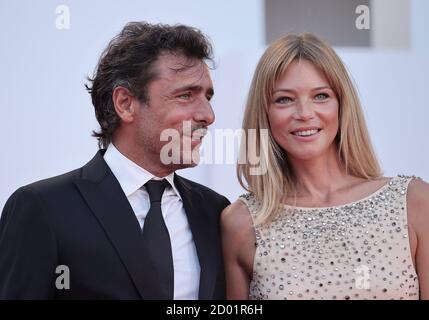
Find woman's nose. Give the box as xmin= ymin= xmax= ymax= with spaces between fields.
xmin=294 ymin=99 xmax=315 ymax=121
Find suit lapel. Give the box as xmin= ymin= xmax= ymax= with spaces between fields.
xmin=73 ymin=151 xmax=164 ymax=299
xmin=174 ymin=175 xmax=216 ymax=300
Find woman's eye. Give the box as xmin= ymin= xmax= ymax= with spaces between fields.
xmin=314 ymin=93 xmax=329 ymax=100
xmin=275 ymin=97 xmax=293 ymax=104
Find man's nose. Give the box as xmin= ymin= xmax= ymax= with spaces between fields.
xmin=194 ymin=98 xmax=215 ymax=126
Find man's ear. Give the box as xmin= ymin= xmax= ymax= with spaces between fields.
xmin=112 ymin=86 xmax=136 ymax=123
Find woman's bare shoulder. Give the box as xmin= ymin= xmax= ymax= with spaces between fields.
xmin=221 ymin=199 xmax=257 ymax=278
xmin=407 ymin=177 xmax=429 ymax=233
xmin=221 ymin=199 xmax=254 ymax=232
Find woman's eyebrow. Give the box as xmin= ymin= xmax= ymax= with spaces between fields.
xmin=272 ymin=86 xmax=332 ymax=94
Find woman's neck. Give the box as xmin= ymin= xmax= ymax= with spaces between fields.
xmin=288 ymin=148 xmax=360 ymax=203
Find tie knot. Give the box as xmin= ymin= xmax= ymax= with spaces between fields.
xmin=145 ymin=179 xmax=169 ymax=203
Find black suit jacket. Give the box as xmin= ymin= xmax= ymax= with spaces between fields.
xmin=0 ymin=150 xmax=230 ymax=299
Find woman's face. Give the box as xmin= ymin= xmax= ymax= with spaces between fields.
xmin=268 ymin=59 xmax=339 ymax=162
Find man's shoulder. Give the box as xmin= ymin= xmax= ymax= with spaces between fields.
xmin=14 ymin=151 xmax=104 ymax=197
xmin=10 ymin=167 xmax=82 ymax=203
xmin=1 ymin=167 xmax=85 ymax=222
xmin=176 ymin=175 xmax=230 ymax=206
xmin=22 ymin=168 xmax=82 ymax=193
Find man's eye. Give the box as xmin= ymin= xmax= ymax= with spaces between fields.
xmin=178 ymin=93 xmax=191 ymax=100
xmin=315 ymin=93 xmax=329 ymax=100
xmin=275 ymin=97 xmax=293 ymax=104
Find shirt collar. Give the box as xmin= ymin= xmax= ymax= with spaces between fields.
xmin=103 ymin=143 xmax=182 ymax=199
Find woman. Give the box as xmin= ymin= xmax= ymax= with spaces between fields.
xmin=221 ymin=33 xmax=429 ymax=300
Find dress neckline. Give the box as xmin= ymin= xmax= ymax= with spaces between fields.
xmin=281 ymin=176 xmax=396 ymax=210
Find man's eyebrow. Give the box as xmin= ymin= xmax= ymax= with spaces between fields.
xmin=172 ymin=85 xmax=214 ymax=96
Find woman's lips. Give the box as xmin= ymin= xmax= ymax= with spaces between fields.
xmin=290 ymin=128 xmax=322 ymax=141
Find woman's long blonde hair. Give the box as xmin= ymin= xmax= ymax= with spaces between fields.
xmin=237 ymin=33 xmax=381 ymax=226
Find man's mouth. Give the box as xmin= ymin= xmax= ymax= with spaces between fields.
xmin=192 ymin=128 xmax=208 ymax=141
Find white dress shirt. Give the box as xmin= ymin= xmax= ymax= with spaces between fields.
xmin=103 ymin=143 xmax=200 ymax=299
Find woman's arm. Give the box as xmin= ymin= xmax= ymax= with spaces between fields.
xmin=220 ymin=200 xmax=256 ymax=300
xmin=407 ymin=178 xmax=429 ymax=300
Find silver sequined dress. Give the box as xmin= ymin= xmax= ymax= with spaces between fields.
xmin=239 ymin=175 xmax=419 ymax=300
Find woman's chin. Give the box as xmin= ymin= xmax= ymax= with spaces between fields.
xmin=285 ymin=147 xmax=329 ymax=162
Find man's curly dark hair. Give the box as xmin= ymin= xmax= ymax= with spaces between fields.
xmin=85 ymin=22 xmax=213 ymax=149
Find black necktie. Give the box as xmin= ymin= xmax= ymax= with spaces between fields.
xmin=142 ymin=179 xmax=174 ymax=299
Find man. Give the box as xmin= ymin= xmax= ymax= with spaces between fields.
xmin=0 ymin=22 xmax=230 ymax=299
